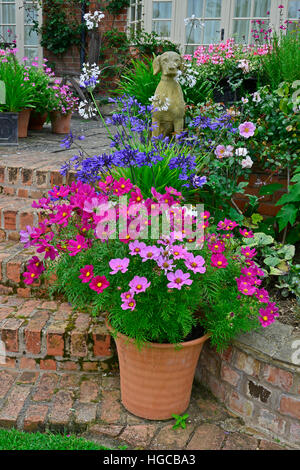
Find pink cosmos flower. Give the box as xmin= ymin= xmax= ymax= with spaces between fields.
xmin=23 ymin=270 xmax=40 ymax=285
xmin=129 ymin=240 xmax=147 ymax=256
xmin=113 ymin=177 xmax=133 ymax=196
xmin=68 ymin=235 xmax=89 ymax=256
xmin=89 ymin=275 xmax=110 ymax=294
xmin=200 ymin=211 xmax=210 ymax=220
xmin=241 ymin=266 xmax=258 ymax=278
xmin=121 ymin=298 xmax=136 ymax=311
xmin=140 ymin=246 xmax=161 ymax=262
xmin=266 ymin=302 xmax=279 ymax=317
xmin=258 ymin=308 xmax=275 ymax=327
xmin=239 ymin=228 xmax=254 ymax=238
xmin=36 ymin=241 xmax=58 ymax=260
xmin=157 ymin=256 xmax=175 ymax=274
xmin=171 ymin=245 xmax=189 ymax=260
xmin=129 ymin=276 xmax=151 ymax=294
xmin=167 ymin=269 xmax=193 ymax=290
xmin=237 ymin=281 xmax=256 ymax=296
xmin=109 ymin=258 xmax=130 ymax=274
xmin=20 ymin=225 xmax=36 ymax=247
xmin=210 ymin=254 xmax=228 ymax=269
xmin=185 ymin=254 xmax=206 ymax=274
xmin=51 ymin=205 xmax=72 ymax=227
xmin=48 ymin=185 xmax=70 ymax=199
xmin=255 ymin=288 xmax=269 ymax=303
xmin=79 ymin=265 xmax=94 ymax=283
xmin=27 ymin=256 xmax=45 ymax=275
xmin=129 ymin=187 xmax=143 ymax=204
xmin=207 ymin=241 xmax=225 ymax=253
xmin=239 ymin=122 xmax=256 ymax=138
xmin=241 ymin=246 xmax=257 ymax=258
xmin=121 ymin=291 xmax=134 ymax=302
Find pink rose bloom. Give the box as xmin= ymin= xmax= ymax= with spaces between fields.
xmin=109 ymin=258 xmax=130 ymax=275
xmin=129 ymin=276 xmax=151 ymax=294
xmin=167 ymin=269 xmax=193 ymax=290
xmin=239 ymin=122 xmax=256 ymax=138
xmin=89 ymin=275 xmax=110 ymax=294
xmin=79 ymin=265 xmax=94 ymax=283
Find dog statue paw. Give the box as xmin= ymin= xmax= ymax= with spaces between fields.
xmin=151 ymin=51 xmax=185 ymax=139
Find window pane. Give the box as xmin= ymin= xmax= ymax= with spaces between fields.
xmin=153 ymin=1 xmax=172 ymax=19
xmin=187 ymin=0 xmax=203 ymax=17
xmin=1 ymin=4 xmax=16 ymax=24
xmin=288 ymin=0 xmax=300 ymax=17
xmin=24 ymin=4 xmax=38 ymax=24
xmin=253 ymin=0 xmax=270 ymax=17
xmin=205 ymin=0 xmax=222 ymax=17
xmin=186 ymin=23 xmax=202 ymax=43
xmin=131 ymin=5 xmax=135 ymax=20
xmin=24 ymin=46 xmax=38 ymax=62
xmin=152 ymin=20 xmax=171 ymax=37
xmin=24 ymin=25 xmax=38 ymax=45
xmin=0 ymin=25 xmax=15 ymax=42
xmin=234 ymin=0 xmax=251 ymax=17
xmin=204 ymin=19 xmax=220 ymax=42
xmin=233 ymin=19 xmax=250 ymax=42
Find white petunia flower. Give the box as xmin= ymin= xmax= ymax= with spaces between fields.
xmin=235 ymin=147 xmax=248 ymax=157
xmin=241 ymin=156 xmax=253 ymax=168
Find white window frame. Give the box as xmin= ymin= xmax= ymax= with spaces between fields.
xmin=133 ymin=0 xmax=299 ymax=52
xmin=0 ymin=0 xmax=43 ymax=64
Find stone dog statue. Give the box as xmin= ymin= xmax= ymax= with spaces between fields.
xmin=151 ymin=51 xmax=185 ymax=138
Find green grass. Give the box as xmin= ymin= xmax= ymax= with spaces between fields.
xmin=0 ymin=428 xmax=116 ymax=450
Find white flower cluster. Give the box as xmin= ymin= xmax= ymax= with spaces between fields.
xmin=175 ymin=65 xmax=199 ymax=89
xmin=235 ymin=147 xmax=253 ymax=168
xmin=237 ymin=59 xmax=250 ymax=74
xmin=83 ymin=10 xmax=105 ymax=30
xmin=78 ymin=100 xmax=97 ymax=119
xmin=149 ymin=95 xmax=170 ymax=112
xmin=184 ymin=15 xmax=205 ymax=29
xmin=79 ymin=62 xmax=101 ymax=90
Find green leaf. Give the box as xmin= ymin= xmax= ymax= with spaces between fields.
xmin=259 ymin=183 xmax=283 ymax=196
xmin=264 ymin=256 xmax=282 ymax=267
xmin=277 ymin=244 xmax=295 ymax=260
xmin=276 ymin=185 xmax=300 ymax=205
xmin=251 ymin=213 xmax=263 ymax=225
xmin=276 ymin=205 xmax=298 ymax=231
xmin=269 ymin=267 xmax=285 ymax=276
xmin=0 ymin=81 xmax=5 ymax=105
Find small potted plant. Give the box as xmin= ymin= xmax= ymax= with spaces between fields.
xmin=0 ymin=49 xmax=35 ymax=137
xmin=49 ymin=83 xmax=79 ymax=134
xmin=20 ymin=176 xmax=278 ymax=420
xmin=27 ymin=62 xmax=55 ymax=130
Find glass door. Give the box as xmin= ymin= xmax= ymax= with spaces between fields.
xmin=0 ymin=0 xmax=16 ymax=46
xmin=184 ymin=0 xmax=223 ymax=53
xmin=230 ymin=0 xmax=271 ymax=43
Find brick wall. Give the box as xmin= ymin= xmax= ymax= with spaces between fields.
xmin=43 ymin=1 xmax=128 ymax=76
xmin=196 ymin=334 xmax=300 ymax=447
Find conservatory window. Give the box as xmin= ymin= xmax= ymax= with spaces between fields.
xmin=185 ymin=0 xmax=222 ymax=53
xmin=129 ymin=0 xmax=143 ymax=34
xmin=231 ymin=0 xmax=271 ymax=44
xmin=152 ymin=1 xmax=172 ymax=38
xmin=0 ymin=0 xmax=16 ymax=45
xmin=287 ymin=0 xmax=300 ymax=31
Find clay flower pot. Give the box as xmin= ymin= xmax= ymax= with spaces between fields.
xmin=106 ymin=319 xmax=210 ymax=420
xmin=18 ymin=108 xmax=32 ymax=138
xmin=50 ymin=111 xmax=72 ymax=134
xmin=28 ymin=111 xmax=48 ymax=131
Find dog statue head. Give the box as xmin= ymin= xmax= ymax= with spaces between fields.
xmin=153 ymin=51 xmax=184 ymax=78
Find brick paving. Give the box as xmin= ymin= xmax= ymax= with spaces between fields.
xmin=0 ymin=365 xmax=291 ymax=450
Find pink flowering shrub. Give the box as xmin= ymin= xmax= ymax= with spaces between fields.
xmin=20 ymin=177 xmax=278 ymax=350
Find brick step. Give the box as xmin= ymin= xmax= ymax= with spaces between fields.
xmin=0 ymin=195 xmax=42 ymax=241
xmin=0 ymin=295 xmax=112 ymax=372
xmin=0 ymin=240 xmax=42 ymax=297
xmin=0 ymin=154 xmax=76 ymax=200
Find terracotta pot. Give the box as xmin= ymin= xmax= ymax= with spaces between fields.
xmin=50 ymin=111 xmax=72 ymax=134
xmin=28 ymin=111 xmax=48 ymax=131
xmin=18 ymin=109 xmax=32 ymax=138
xmin=106 ymin=319 xmax=210 ymax=420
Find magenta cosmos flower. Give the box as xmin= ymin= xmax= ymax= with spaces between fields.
xmin=109 ymin=258 xmax=130 ymax=274
xmin=185 ymin=254 xmax=206 ymax=274
xmin=241 ymin=246 xmax=257 ymax=258
xmin=258 ymin=308 xmax=275 ymax=327
xmin=167 ymin=269 xmax=193 ymax=290
xmin=78 ymin=265 xmax=94 ymax=283
xmin=113 ymin=177 xmax=133 ymax=196
xmin=210 ymin=254 xmax=228 ymax=269
xmin=89 ymin=275 xmax=110 ymax=294
xmin=129 ymin=276 xmax=151 ymax=294
xmin=239 ymin=228 xmax=254 ymax=238
xmin=68 ymin=235 xmax=89 ymax=256
xmin=239 ymin=121 xmax=256 ymax=138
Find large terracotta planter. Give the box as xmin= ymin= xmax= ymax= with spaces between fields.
xmin=50 ymin=111 xmax=72 ymax=134
xmin=18 ymin=109 xmax=32 ymax=138
xmin=28 ymin=111 xmax=48 ymax=131
xmin=106 ymin=319 xmax=210 ymax=420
